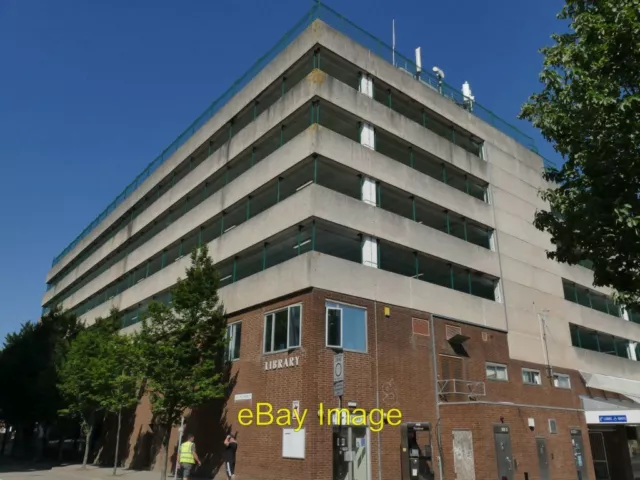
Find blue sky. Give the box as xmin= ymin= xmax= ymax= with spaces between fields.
xmin=0 ymin=0 xmax=565 ymax=340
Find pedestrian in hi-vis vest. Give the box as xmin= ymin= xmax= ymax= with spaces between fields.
xmin=178 ymin=434 xmax=201 ymax=480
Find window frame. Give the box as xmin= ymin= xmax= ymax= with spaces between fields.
xmin=485 ymin=362 xmax=508 ymax=382
xmin=325 ymin=299 xmax=368 ymax=353
xmin=262 ymin=303 xmax=302 ymax=355
xmin=226 ymin=321 xmax=242 ymax=362
xmin=521 ymin=368 xmax=542 ymax=386
xmin=552 ymin=373 xmax=571 ymax=389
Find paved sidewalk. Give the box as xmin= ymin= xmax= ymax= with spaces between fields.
xmin=0 ymin=463 xmax=202 ymax=480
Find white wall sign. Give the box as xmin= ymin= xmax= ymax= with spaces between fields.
xmin=585 ymin=409 xmax=640 ymax=424
xmin=265 ymin=356 xmax=300 ymax=371
xmin=282 ymin=428 xmax=305 ymax=459
xmin=234 ymin=393 xmax=253 ymax=402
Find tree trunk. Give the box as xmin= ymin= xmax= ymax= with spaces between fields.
xmin=160 ymin=421 xmax=171 ymax=480
xmin=82 ymin=422 xmax=93 ymax=469
xmin=58 ymin=436 xmax=64 ymax=462
xmin=0 ymin=425 xmax=8 ymax=455
xmin=113 ymin=409 xmax=122 ymax=476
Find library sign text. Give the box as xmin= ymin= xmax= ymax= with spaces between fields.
xmin=264 ymin=356 xmax=300 ymax=371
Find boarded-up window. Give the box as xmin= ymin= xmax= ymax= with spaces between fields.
xmin=452 ymin=430 xmax=476 ymax=480
xmin=412 ymin=318 xmax=430 ymax=336
xmin=440 ymin=355 xmax=464 ymax=380
xmin=440 ymin=355 xmax=466 ymax=400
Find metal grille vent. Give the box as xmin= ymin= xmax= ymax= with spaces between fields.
xmin=446 ymin=325 xmax=462 ymax=340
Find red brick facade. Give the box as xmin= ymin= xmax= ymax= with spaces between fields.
xmin=120 ymin=288 xmax=601 ymax=480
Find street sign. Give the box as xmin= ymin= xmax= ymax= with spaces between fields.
xmin=334 ymin=353 xmax=344 ymax=397
xmin=598 ymin=415 xmax=627 ymax=423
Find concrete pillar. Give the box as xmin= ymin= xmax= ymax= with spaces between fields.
xmin=620 ymin=308 xmax=637 ymax=360
xmin=357 ymin=76 xmax=379 ymax=269
xmin=362 ymin=237 xmax=378 ymax=268
xmin=360 ymin=122 xmax=375 ymax=150
xmin=622 ymin=307 xmax=630 ymax=321
xmin=488 ymin=230 xmax=496 ymax=252
xmin=359 ymin=73 xmax=373 ymax=98
xmin=361 ymin=177 xmax=376 ymax=206
xmin=494 ymin=281 xmax=503 ymax=304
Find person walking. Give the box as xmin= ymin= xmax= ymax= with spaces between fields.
xmin=178 ymin=434 xmax=201 ymax=480
xmin=223 ymin=434 xmax=238 ymax=480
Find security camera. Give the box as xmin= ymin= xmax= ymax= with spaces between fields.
xmin=432 ymin=66 xmax=445 ymax=79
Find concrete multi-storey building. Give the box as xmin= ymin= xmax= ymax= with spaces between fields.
xmin=42 ymin=4 xmax=640 ymax=480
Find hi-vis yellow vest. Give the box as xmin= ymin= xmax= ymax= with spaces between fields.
xmin=180 ymin=441 xmax=195 ymax=464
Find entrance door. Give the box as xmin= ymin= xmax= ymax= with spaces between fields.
xmin=536 ymin=437 xmax=550 ymax=480
xmin=333 ymin=423 xmax=370 ymax=480
xmin=571 ymin=428 xmax=590 ymax=480
xmin=588 ymin=431 xmax=610 ymax=480
xmin=493 ymin=425 xmax=514 ymax=480
xmin=351 ymin=426 xmax=369 ymax=480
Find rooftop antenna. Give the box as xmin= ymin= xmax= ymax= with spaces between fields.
xmin=415 ymin=47 xmax=422 ymax=80
xmin=462 ymin=81 xmax=475 ymax=112
xmin=392 ymin=19 xmax=396 ymax=67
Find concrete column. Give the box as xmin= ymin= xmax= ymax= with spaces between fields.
xmin=362 ymin=237 xmax=378 ymax=268
xmin=488 ymin=230 xmax=496 ymax=252
xmin=620 ymin=308 xmax=637 ymax=360
xmin=359 ymin=123 xmax=376 ymax=208
xmin=494 ymin=281 xmax=503 ymax=304
xmin=359 ymin=73 xmax=373 ymax=98
xmin=361 ymin=177 xmax=376 ymax=206
xmin=357 ymin=78 xmax=379 ymax=270
xmin=622 ymin=307 xmax=630 ymax=321
xmin=360 ymin=122 xmax=375 ymax=150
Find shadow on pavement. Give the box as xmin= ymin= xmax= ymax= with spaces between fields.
xmin=0 ymin=458 xmax=76 ymax=473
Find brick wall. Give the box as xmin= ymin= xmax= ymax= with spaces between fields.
xmin=121 ymin=288 xmax=598 ymax=480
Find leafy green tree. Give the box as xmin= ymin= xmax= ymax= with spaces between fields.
xmin=520 ymin=0 xmax=640 ymax=309
xmin=95 ymin=310 xmax=142 ymax=476
xmin=0 ymin=307 xmax=81 ymax=457
xmin=58 ymin=309 xmax=139 ymax=469
xmin=136 ymin=245 xmax=228 ymax=480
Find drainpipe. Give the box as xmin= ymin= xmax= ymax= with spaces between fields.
xmin=374 ymin=300 xmax=383 ymax=480
xmin=429 ymin=313 xmax=444 ymax=480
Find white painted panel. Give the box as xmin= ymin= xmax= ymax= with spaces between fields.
xmin=360 ymin=123 xmax=375 ymax=150
xmin=361 ymin=177 xmax=377 ymax=206
xmin=362 ymin=236 xmax=378 ymax=268
xmin=359 ymin=74 xmax=373 ymax=98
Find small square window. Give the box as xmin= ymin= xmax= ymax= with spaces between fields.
xmin=522 ymin=368 xmax=542 ymax=385
xmin=263 ymin=304 xmax=301 ymax=354
xmin=326 ymin=301 xmax=367 ymax=353
xmin=486 ymin=363 xmax=508 ymax=382
xmin=226 ymin=322 xmax=242 ymax=361
xmin=553 ymin=373 xmax=571 ymax=389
